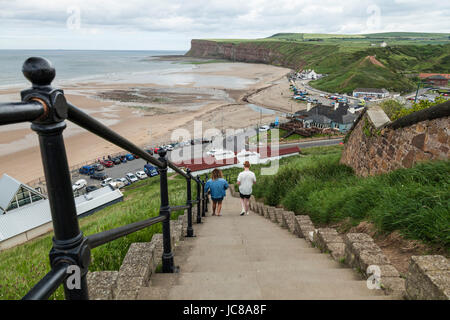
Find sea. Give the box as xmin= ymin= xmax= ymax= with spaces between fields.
xmin=0 ymin=50 xmax=254 ymax=90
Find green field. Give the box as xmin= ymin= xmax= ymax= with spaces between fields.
xmin=192 ymin=32 xmax=450 ymax=94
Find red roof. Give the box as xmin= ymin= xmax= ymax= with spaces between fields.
xmin=172 ymin=146 xmax=300 ymax=172
xmin=419 ymin=73 xmax=450 ymax=80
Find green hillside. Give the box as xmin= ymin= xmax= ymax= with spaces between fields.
xmin=196 ymin=32 xmax=450 ymax=94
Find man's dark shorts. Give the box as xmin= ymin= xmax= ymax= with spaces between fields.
xmin=211 ymin=197 xmax=223 ymax=202
xmin=239 ymin=192 xmax=251 ymax=199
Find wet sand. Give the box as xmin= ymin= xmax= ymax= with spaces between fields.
xmin=0 ymin=61 xmax=296 ymax=183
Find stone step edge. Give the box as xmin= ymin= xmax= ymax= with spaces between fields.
xmin=249 ymin=198 xmax=409 ymax=299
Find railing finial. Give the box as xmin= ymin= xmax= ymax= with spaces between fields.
xmin=22 ymin=57 xmax=55 ymax=87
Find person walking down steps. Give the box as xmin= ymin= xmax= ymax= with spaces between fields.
xmin=205 ymin=169 xmax=229 ymax=216
xmin=237 ymin=161 xmax=256 ymax=216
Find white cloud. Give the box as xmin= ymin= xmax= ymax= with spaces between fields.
xmin=0 ymin=0 xmax=448 ymax=50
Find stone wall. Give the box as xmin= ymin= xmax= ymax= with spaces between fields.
xmin=341 ymin=102 xmax=450 ymax=176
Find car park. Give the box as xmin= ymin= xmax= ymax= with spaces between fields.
xmin=90 ymin=172 xmax=107 ymax=180
xmin=125 ymin=173 xmax=139 ymax=183
xmin=72 ymin=179 xmax=87 ymax=191
xmin=136 ymin=171 xmax=148 ymax=180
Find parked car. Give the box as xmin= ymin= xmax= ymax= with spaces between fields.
xmin=163 ymin=145 xmax=173 ymax=151
xmin=90 ymin=172 xmax=107 ymax=180
xmin=113 ymin=179 xmax=125 ymax=189
xmin=72 ymin=179 xmax=87 ymax=191
xmin=125 ymin=154 xmax=135 ymax=161
xmin=125 ymin=173 xmax=139 ymax=183
xmin=115 ymin=178 xmax=129 ymax=187
xmin=136 ymin=171 xmax=148 ymax=180
xmin=79 ymin=165 xmax=95 ymax=175
xmin=93 ymin=163 xmax=104 ymax=171
xmin=144 ymin=164 xmax=159 ymax=177
xmin=112 ymin=157 xmax=121 ymax=165
xmin=258 ymin=125 xmax=270 ymax=132
xmin=85 ymin=185 xmax=98 ymax=193
xmin=133 ymin=154 xmax=140 ymax=159
xmin=101 ymin=177 xmax=113 ymax=187
xmin=119 ymin=155 xmax=128 ymax=163
xmin=145 ymin=149 xmax=154 ymax=155
xmin=100 ymin=160 xmax=114 ymax=168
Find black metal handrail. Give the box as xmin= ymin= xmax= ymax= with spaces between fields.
xmin=0 ymin=57 xmax=208 ymax=300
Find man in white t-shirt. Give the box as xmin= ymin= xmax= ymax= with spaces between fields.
xmin=237 ymin=161 xmax=256 ymax=216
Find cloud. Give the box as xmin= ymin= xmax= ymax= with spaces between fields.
xmin=0 ymin=0 xmax=448 ymax=49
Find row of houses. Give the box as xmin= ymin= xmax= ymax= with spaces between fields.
xmin=352 ymin=88 xmax=390 ymax=99
xmin=293 ymin=103 xmax=361 ymax=133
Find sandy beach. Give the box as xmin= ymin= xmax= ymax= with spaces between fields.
xmin=0 ymin=60 xmax=299 ymax=183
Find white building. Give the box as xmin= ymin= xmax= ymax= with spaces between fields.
xmin=352 ymin=88 xmax=389 ymax=99
xmin=0 ymin=174 xmax=123 ymax=250
xmin=296 ymin=69 xmax=322 ymax=80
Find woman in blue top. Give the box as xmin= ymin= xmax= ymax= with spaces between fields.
xmin=205 ymin=169 xmax=229 ymax=216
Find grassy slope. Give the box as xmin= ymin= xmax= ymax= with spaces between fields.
xmin=0 ymin=174 xmax=191 ymax=300
xmin=221 ymin=146 xmax=450 ymax=251
xmin=196 ymin=33 xmax=450 ymax=94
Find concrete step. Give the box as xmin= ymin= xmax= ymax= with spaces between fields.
xmin=136 ymin=189 xmax=395 ymax=300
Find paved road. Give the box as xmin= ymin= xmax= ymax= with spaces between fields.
xmin=138 ymin=189 xmax=391 ymax=300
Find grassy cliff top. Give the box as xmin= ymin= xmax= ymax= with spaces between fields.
xmin=205 ymin=32 xmax=450 ymax=46
xmin=192 ymin=33 xmax=450 ymax=93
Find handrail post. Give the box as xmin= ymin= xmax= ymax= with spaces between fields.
xmin=196 ymin=178 xmax=202 ymax=223
xmin=22 ymin=57 xmax=90 ymax=300
xmin=204 ymin=174 xmax=208 ymax=213
xmin=157 ymin=149 xmax=176 ymax=273
xmin=186 ymin=169 xmax=194 ymax=237
xmin=201 ymin=179 xmax=206 ymax=217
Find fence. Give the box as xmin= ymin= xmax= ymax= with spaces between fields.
xmin=0 ymin=57 xmax=209 ymax=300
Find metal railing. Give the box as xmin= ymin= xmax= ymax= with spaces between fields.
xmin=0 ymin=57 xmax=209 ymax=300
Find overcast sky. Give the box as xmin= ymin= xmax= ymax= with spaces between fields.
xmin=0 ymin=0 xmax=449 ymax=51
